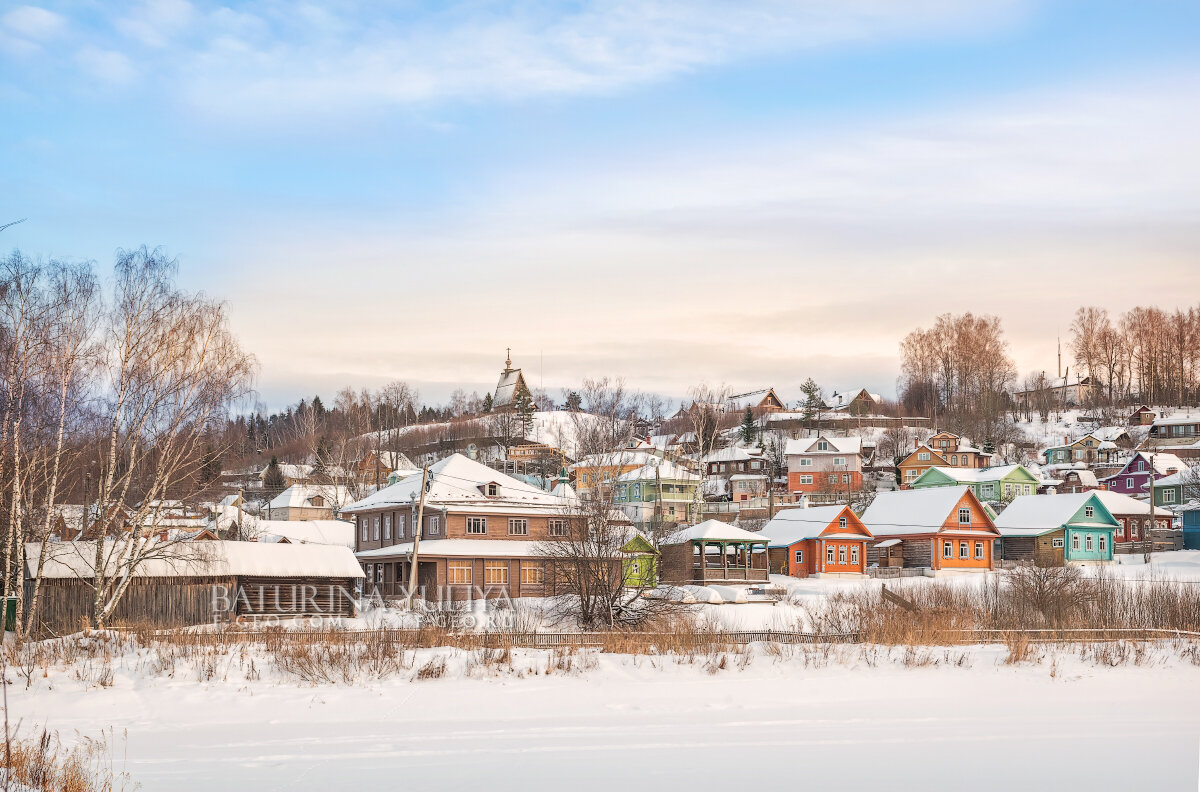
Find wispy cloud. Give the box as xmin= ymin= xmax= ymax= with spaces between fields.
xmin=75 ymin=46 xmax=138 ymax=84
xmin=34 ymin=0 xmax=1027 ymax=118
xmin=3 ymin=5 xmax=66 ymax=40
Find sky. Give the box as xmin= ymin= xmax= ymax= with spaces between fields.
xmin=2 ymin=1 xmax=1199 ymax=411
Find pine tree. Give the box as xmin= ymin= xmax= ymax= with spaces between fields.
xmin=800 ymin=378 xmax=824 ymax=422
xmin=312 ymin=395 xmax=326 ymax=417
xmin=263 ymin=456 xmax=286 ymax=498
xmin=514 ymin=386 xmax=536 ymax=438
xmin=739 ymin=406 xmax=757 ymax=443
xmin=482 ymin=392 xmax=494 ymax=413
xmin=565 ymin=391 xmax=582 ymax=411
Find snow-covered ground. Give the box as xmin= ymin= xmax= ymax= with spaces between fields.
xmin=11 ymin=642 xmax=1200 ymax=791
xmin=13 ymin=552 xmax=1200 ymax=791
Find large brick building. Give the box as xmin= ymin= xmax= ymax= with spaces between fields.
xmin=785 ymin=435 xmax=863 ymax=495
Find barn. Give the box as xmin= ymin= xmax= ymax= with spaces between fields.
xmin=23 ymin=541 xmax=364 ymax=635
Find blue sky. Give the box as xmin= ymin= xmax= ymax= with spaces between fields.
xmin=3 ymin=1 xmax=1199 ymax=409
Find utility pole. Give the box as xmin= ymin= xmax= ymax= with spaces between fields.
xmin=406 ymin=464 xmax=431 ymax=604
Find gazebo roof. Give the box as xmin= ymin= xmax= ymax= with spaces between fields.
xmin=664 ymin=519 xmax=768 ymax=544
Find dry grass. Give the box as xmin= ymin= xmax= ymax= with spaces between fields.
xmin=3 ymin=727 xmax=137 ymax=792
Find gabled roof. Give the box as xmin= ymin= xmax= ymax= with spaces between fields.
xmin=26 ymin=540 xmax=364 ymax=579
xmin=1090 ymin=489 xmax=1173 ymax=517
xmin=762 ymin=506 xmax=870 ymax=547
xmin=1103 ymin=452 xmax=1188 ymax=479
xmin=994 ymin=493 xmax=1118 ymax=536
xmin=267 ymin=484 xmax=354 ymax=511
xmin=493 ymin=355 xmax=528 ymax=408
xmin=569 ymin=450 xmax=663 ymax=470
xmin=785 ymin=435 xmax=862 ymax=455
xmin=342 ymin=453 xmax=569 ymax=515
xmin=252 ymin=519 xmax=356 ymax=549
xmin=861 ymin=486 xmax=997 ymax=537
xmin=616 ymin=460 xmax=699 ymax=483
xmin=916 ymin=464 xmax=1037 ymax=485
xmin=701 ymin=446 xmax=760 ymax=463
xmin=664 ymin=520 xmax=768 ymax=544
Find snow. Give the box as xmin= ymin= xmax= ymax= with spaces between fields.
xmin=12 ymin=639 xmax=1200 ymax=791
xmin=860 ymin=486 xmax=976 ymax=536
xmin=760 ymin=506 xmax=846 ymax=545
xmin=993 ymin=492 xmax=1114 ymax=536
xmin=784 ymin=435 xmax=862 ymax=455
xmin=356 ymin=538 xmax=542 ymax=559
xmin=25 ymin=540 xmax=365 ymax=579
xmin=252 ymin=519 xmax=356 ymax=549
xmin=664 ymin=520 xmax=769 ymax=544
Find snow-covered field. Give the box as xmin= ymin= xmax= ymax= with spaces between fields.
xmin=12 ymin=552 xmax=1200 ymax=791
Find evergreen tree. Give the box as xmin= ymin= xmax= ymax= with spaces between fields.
xmin=263 ymin=456 xmax=286 ymax=498
xmin=514 ymin=386 xmax=536 ymax=438
xmin=800 ymin=378 xmax=824 ymax=422
xmin=565 ymin=391 xmax=582 ymax=411
xmin=739 ymin=406 xmax=757 ymax=443
xmin=312 ymin=395 xmax=326 ymax=417
xmin=482 ymin=392 xmax=494 ymax=413
xmin=982 ymin=438 xmax=996 ymax=455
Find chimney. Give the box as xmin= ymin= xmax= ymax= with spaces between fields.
xmin=1064 ymin=435 xmax=1068 ymax=446
xmin=914 ymin=438 xmax=920 ymax=449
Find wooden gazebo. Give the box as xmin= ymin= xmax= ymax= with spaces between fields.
xmin=659 ymin=520 xmax=771 ymax=585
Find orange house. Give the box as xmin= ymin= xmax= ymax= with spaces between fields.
xmin=762 ymin=505 xmax=873 ymax=578
xmin=860 ymin=486 xmax=998 ymax=571
xmin=897 ymin=432 xmax=992 ymax=489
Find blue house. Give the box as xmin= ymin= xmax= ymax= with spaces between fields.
xmin=994 ymin=492 xmax=1118 ymax=565
xmin=1182 ymin=503 xmax=1200 ymax=550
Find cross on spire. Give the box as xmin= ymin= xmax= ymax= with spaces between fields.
xmin=505 ymin=347 xmax=512 ymax=370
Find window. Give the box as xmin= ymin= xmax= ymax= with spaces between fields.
xmin=958 ymin=508 xmax=971 ymax=525
xmin=943 ymin=541 xmax=953 ymax=558
xmin=376 ymin=565 xmax=384 ymax=584
xmin=383 ymin=514 xmax=391 ymax=539
xmin=982 ymin=484 xmax=994 ymax=497
xmin=485 ymin=483 xmax=499 ymax=496
xmin=360 ymin=518 xmax=368 ymax=541
xmin=959 ymin=541 xmax=968 ymax=559
xmin=1003 ymin=484 xmax=1012 ymax=497
xmin=1084 ymin=506 xmax=1094 ymax=518
xmin=827 ymin=546 xmax=835 ymax=563
xmin=520 ymin=562 xmax=543 ymax=585
xmin=484 ymin=561 xmax=509 ymax=586
xmin=799 ymin=458 xmax=813 ymax=467
xmin=828 ymin=474 xmax=838 ymax=484
xmin=751 ymin=460 xmax=762 ymax=469
xmin=448 ymin=560 xmax=472 ymax=585
xmin=466 ymin=517 xmax=487 ymax=535
xmin=906 ymin=469 xmax=919 ymax=481
xmin=918 ymin=452 xmax=930 ymax=461
xmin=817 ymin=441 xmax=829 ymax=451
xmin=631 ymin=560 xmax=640 ymax=575
xmin=633 ymin=484 xmax=642 ymax=499
xmin=1164 ymin=490 xmax=1176 ymax=503
xmin=1137 ymin=460 xmax=1146 ymax=471
xmin=719 ymin=463 xmax=727 ymax=473
xmin=310 ymin=495 xmax=324 ymax=507
xmin=850 ymin=546 xmax=859 ymax=565
xmin=1099 ymin=535 xmax=1107 ymax=553
xmin=1085 ymin=534 xmax=1094 ymax=551
xmin=1126 ymin=478 xmax=1134 ymax=488
xmin=838 ymin=546 xmax=846 ymax=564
xmin=617 ymin=484 xmax=627 ymax=498
xmin=974 ymin=542 xmax=984 ymax=560
xmin=372 ymin=516 xmax=380 ymax=540
xmin=842 ymin=474 xmax=851 ymax=484
xmin=838 ymin=516 xmax=847 ymax=529
xmin=429 ymin=515 xmax=441 ymax=535
xmin=548 ymin=519 xmax=568 ymax=537
xmin=411 ymin=513 xmax=418 ymax=533
xmin=1052 ymin=538 xmax=1064 ymax=548
xmin=508 ymin=518 xmax=529 ymax=536
xmin=1072 ymin=534 xmax=1080 ymax=551
xmin=833 ymin=457 xmax=846 ymax=467
xmin=800 ymin=475 xmax=813 ymax=485
xmin=794 ymin=549 xmax=803 ymax=564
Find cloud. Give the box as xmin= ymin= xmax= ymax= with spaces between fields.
xmin=2 ymin=5 xmax=66 ymax=40
xmin=75 ymin=47 xmax=138 ymax=84
xmin=39 ymin=0 xmax=1026 ymax=120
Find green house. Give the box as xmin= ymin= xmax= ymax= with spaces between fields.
xmin=620 ymin=533 xmax=659 ymax=588
xmin=911 ymin=463 xmax=1040 ymax=502
xmin=994 ymin=492 xmax=1118 ymax=565
xmin=613 ymin=460 xmax=701 ymax=529
xmin=1145 ymin=469 xmax=1196 ymax=508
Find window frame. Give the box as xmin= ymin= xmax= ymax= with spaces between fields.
xmin=794 ymin=549 xmax=803 ymax=564
xmin=382 ymin=514 xmax=391 ymax=540
xmin=484 ymin=560 xmax=509 ymax=586
xmin=958 ymin=508 xmax=971 ymax=525
xmin=974 ymin=542 xmax=984 ymax=560
xmin=826 ymin=545 xmax=835 ymax=564
xmin=447 ymin=560 xmax=472 ymax=585
xmin=959 ymin=541 xmax=968 ymax=559
xmin=466 ymin=517 xmax=487 ymax=535
xmin=508 ymin=518 xmax=529 ymax=536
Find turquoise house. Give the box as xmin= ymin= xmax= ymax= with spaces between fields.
xmin=1182 ymin=503 xmax=1200 ymax=550
xmin=911 ymin=463 xmax=1041 ymax=502
xmin=994 ymin=492 xmax=1118 ymax=565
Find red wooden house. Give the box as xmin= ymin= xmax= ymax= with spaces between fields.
xmin=860 ymin=486 xmax=999 ymax=572
xmin=763 ymin=505 xmax=873 ymax=578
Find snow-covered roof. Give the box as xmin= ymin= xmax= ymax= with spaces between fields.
xmin=1152 ymin=468 xmax=1199 ymax=487
xmin=1065 ymin=470 xmax=1100 ymax=487
xmin=550 ymin=481 xmax=578 ymax=501
xmin=253 ymin=519 xmax=356 ymax=549
xmin=342 ymin=453 xmax=569 ymax=515
xmin=664 ymin=520 xmax=768 ymax=544
xmin=993 ymin=493 xmax=1116 ymax=536
xmin=920 ymin=464 xmax=1030 ymax=483
xmin=267 ymin=484 xmax=354 ymax=511
xmin=1092 ymin=426 xmax=1129 ymax=442
xmin=356 ymin=539 xmax=543 ymax=559
xmin=493 ymin=367 xmax=525 ymax=409
xmin=785 ymin=436 xmax=862 ymax=456
xmin=569 ymin=450 xmax=662 ymax=470
xmin=762 ymin=506 xmax=858 ymax=546
xmin=25 ymin=540 xmax=364 ymax=580
xmin=700 ymin=446 xmax=760 ymax=463
xmin=616 ymin=459 xmax=699 ymax=483
xmin=1089 ymin=489 xmax=1172 ymax=517
xmin=860 ymin=486 xmax=984 ymax=537
xmin=1151 ymin=414 xmax=1200 ymax=427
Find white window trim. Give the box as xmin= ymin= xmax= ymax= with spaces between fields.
xmin=466 ymin=517 xmax=487 ymax=535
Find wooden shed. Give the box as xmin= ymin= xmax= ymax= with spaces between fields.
xmin=23 ymin=541 xmax=365 ymax=635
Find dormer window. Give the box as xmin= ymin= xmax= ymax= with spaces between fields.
xmin=480 ymin=482 xmax=500 ymax=497
xmin=310 ymin=495 xmax=324 ymax=508
xmin=817 ymin=441 xmax=829 ymax=451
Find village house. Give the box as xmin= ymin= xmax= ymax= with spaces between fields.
xmin=1011 ymin=373 xmax=1094 ymax=407
xmin=658 ymin=520 xmax=770 ymax=585
xmin=1181 ymin=502 xmax=1200 ymax=550
xmin=994 ymin=493 xmax=1119 ymax=566
xmin=1090 ymin=489 xmax=1174 ymax=545
xmin=785 ymin=435 xmax=862 ymax=496
xmin=1147 ymin=415 xmax=1200 ymax=459
xmin=1128 ymin=405 xmax=1156 ymax=426
xmin=612 ymin=459 xmax=700 ymax=528
xmin=258 ymin=462 xmax=314 ymax=488
xmin=896 ymin=432 xmax=992 ymax=488
xmin=353 ymin=450 xmax=420 ymax=486
xmin=569 ymin=449 xmax=664 ymax=496
xmin=825 ymin=388 xmax=884 ymax=415
xmin=1057 ymin=469 xmax=1103 ymax=493
xmin=910 ymin=463 xmax=1040 ymax=502
xmin=1099 ymin=451 xmax=1186 ymax=496
xmin=859 ymin=486 xmax=999 ymax=572
xmin=346 ymin=454 xmax=577 ymax=600
xmin=700 ymin=446 xmax=769 ymax=501
xmin=762 ymin=505 xmax=872 ymax=578
xmin=1146 ymin=467 xmax=1199 ymax=508
xmin=1042 ymin=433 xmax=1121 ymax=466
xmin=263 ymin=484 xmax=354 ymax=521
